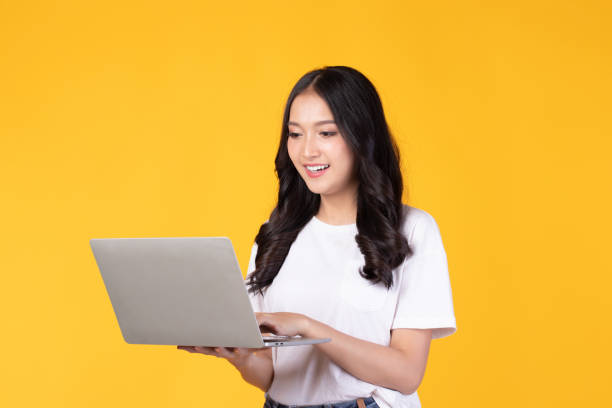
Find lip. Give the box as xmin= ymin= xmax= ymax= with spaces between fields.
xmin=304 ymin=164 xmax=330 ymax=178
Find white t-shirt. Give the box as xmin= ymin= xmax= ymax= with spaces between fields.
xmin=244 ymin=204 xmax=457 ymax=408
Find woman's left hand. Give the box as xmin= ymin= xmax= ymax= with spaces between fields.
xmin=255 ymin=312 xmax=311 ymax=337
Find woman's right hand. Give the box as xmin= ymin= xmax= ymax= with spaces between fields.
xmin=177 ymin=345 xmax=263 ymax=368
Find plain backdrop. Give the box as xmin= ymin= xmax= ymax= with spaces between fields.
xmin=1 ymin=1 xmax=610 ymax=407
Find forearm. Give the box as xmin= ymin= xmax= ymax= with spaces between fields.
xmin=303 ymin=319 xmax=417 ymax=394
xmin=233 ymin=351 xmax=274 ymax=392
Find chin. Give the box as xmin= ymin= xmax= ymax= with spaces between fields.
xmin=306 ymin=187 xmax=325 ymax=195
xmin=303 ymin=182 xmax=327 ymax=195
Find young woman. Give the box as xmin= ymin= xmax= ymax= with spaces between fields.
xmin=178 ymin=66 xmax=457 ymax=408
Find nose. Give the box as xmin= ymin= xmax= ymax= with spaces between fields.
xmin=302 ymin=132 xmax=320 ymax=159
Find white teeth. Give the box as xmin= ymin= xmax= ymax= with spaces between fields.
xmin=306 ymin=165 xmax=329 ymax=171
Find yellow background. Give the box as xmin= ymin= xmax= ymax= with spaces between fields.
xmin=1 ymin=1 xmax=610 ymax=406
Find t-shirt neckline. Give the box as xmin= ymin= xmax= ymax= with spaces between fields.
xmin=311 ymin=215 xmax=357 ymax=232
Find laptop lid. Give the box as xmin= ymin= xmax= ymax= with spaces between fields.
xmin=90 ymin=237 xmax=268 ymax=347
xmin=90 ymin=237 xmax=330 ymax=348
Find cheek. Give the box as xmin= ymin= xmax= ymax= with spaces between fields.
xmin=331 ymin=142 xmax=355 ymax=175
xmin=286 ymin=140 xmax=299 ymax=162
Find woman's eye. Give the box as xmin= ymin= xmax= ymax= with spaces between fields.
xmin=287 ymin=131 xmax=336 ymax=137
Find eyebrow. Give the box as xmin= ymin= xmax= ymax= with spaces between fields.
xmin=288 ymin=120 xmax=336 ymax=126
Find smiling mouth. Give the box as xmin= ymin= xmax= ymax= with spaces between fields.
xmin=305 ymin=164 xmax=330 ymax=172
xmin=304 ymin=164 xmax=330 ymax=178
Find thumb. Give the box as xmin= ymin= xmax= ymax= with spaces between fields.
xmin=255 ymin=312 xmax=267 ymax=324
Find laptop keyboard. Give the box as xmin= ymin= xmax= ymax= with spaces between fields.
xmin=262 ymin=335 xmax=302 ymax=340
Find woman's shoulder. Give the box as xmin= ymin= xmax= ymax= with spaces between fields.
xmin=400 ymin=204 xmax=442 ymax=246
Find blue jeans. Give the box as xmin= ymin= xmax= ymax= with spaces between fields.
xmin=263 ymin=394 xmax=380 ymax=408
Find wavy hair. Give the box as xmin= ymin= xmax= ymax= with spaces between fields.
xmin=246 ymin=65 xmax=411 ymax=296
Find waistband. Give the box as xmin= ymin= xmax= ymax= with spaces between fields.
xmin=264 ymin=394 xmax=376 ymax=408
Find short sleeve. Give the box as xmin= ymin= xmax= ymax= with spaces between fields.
xmin=391 ymin=211 xmax=457 ymax=339
xmin=244 ymin=242 xmax=264 ymax=313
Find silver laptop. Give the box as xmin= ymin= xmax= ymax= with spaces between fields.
xmin=89 ymin=237 xmax=330 ymax=348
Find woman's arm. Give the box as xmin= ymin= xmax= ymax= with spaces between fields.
xmin=255 ymin=312 xmax=432 ymax=395
xmin=231 ymin=347 xmax=274 ymax=392
xmin=307 ymin=320 xmax=432 ymax=395
xmin=178 ymin=346 xmax=274 ymax=392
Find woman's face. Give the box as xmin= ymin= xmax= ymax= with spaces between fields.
xmin=286 ymin=89 xmax=358 ymax=198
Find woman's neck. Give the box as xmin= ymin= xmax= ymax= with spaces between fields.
xmin=316 ymin=190 xmax=358 ymax=226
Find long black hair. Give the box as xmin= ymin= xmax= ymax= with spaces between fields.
xmin=246 ymin=65 xmax=411 ymax=296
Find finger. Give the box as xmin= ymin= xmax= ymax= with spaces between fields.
xmin=233 ymin=347 xmax=263 ymax=357
xmin=214 ymin=347 xmax=236 ymax=359
xmin=233 ymin=347 xmax=251 ymax=358
xmin=194 ymin=346 xmax=218 ymax=356
xmin=230 ymin=347 xmax=257 ymax=359
xmin=259 ymin=324 xmax=277 ymax=334
xmin=255 ymin=312 xmax=268 ymax=324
